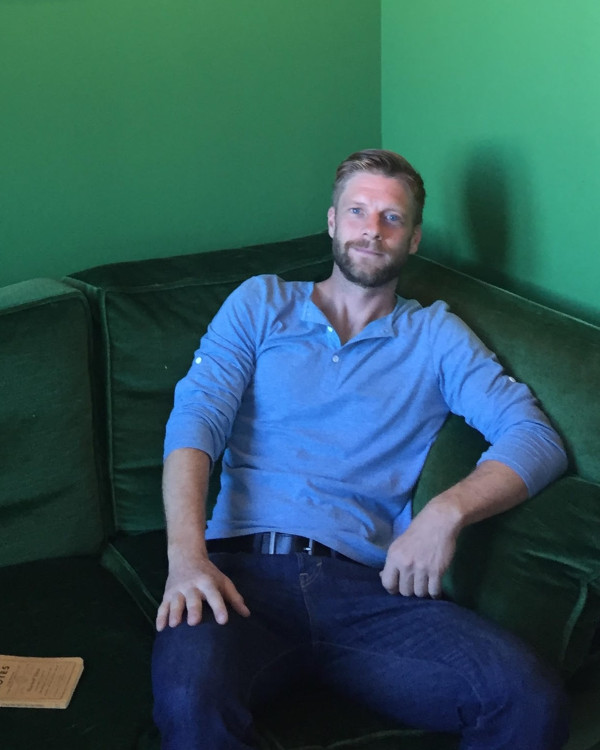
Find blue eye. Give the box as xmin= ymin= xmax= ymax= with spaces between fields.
xmin=349 ymin=207 xmax=362 ymax=215
xmin=386 ymin=213 xmax=402 ymax=223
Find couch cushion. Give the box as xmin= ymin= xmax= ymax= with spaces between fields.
xmin=413 ymin=415 xmax=600 ymax=678
xmin=0 ymin=556 xmax=153 ymax=750
xmin=0 ymin=279 xmax=106 ymax=566
xmin=67 ymin=233 xmax=332 ymax=532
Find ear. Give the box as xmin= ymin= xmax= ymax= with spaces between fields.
xmin=327 ymin=206 xmax=336 ymax=238
xmin=409 ymin=225 xmax=422 ymax=255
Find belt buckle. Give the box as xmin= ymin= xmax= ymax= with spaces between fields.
xmin=265 ymin=532 xmax=314 ymax=555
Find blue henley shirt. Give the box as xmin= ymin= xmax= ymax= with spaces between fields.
xmin=164 ymin=275 xmax=567 ymax=567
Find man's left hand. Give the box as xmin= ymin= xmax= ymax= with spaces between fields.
xmin=380 ymin=461 xmax=532 ymax=598
xmin=379 ymin=503 xmax=461 ymax=598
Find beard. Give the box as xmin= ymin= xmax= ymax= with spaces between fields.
xmin=332 ymin=235 xmax=409 ymax=289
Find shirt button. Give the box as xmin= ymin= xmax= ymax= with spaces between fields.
xmin=195 ymin=357 xmax=202 ymax=364
xmin=332 ymin=355 xmax=339 ymax=363
xmin=327 ymin=326 xmax=334 ymax=333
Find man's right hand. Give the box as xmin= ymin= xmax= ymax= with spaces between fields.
xmin=155 ymin=557 xmax=251 ymax=631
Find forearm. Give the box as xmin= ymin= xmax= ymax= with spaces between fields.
xmin=420 ymin=459 xmax=529 ymax=536
xmin=162 ymin=447 xmax=213 ymax=566
xmin=158 ymin=447 xmax=250 ymax=629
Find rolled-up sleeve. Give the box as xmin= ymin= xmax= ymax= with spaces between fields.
xmin=429 ymin=302 xmax=568 ymax=496
xmin=163 ymin=278 xmax=261 ymax=462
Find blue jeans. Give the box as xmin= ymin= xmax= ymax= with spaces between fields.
xmin=152 ymin=552 xmax=569 ymax=749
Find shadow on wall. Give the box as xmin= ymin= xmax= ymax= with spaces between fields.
xmin=419 ymin=142 xmax=539 ymax=286
xmin=419 ymin=143 xmax=600 ymax=326
xmin=461 ymin=142 xmax=539 ymax=285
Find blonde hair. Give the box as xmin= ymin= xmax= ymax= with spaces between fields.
xmin=333 ymin=149 xmax=426 ymax=225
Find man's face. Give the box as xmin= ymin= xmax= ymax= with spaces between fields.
xmin=327 ymin=172 xmax=422 ymax=289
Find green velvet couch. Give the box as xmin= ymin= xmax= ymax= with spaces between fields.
xmin=1 ymin=233 xmax=599 ymax=750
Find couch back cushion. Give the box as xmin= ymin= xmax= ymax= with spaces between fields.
xmin=68 ymin=234 xmax=332 ymax=532
xmin=0 ymin=279 xmax=105 ymax=566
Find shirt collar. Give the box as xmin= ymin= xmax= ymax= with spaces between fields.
xmin=301 ymin=292 xmax=405 ymax=342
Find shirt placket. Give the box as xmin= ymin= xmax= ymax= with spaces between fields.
xmin=321 ymin=324 xmax=344 ymax=391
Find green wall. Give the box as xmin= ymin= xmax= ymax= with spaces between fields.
xmin=6 ymin=0 xmax=597 ymax=323
xmin=382 ymin=0 xmax=600 ymax=324
xmin=0 ymin=0 xmax=381 ymax=286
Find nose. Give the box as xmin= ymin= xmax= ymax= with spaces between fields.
xmin=363 ymin=214 xmax=382 ymax=240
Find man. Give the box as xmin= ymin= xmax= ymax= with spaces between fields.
xmin=152 ymin=150 xmax=569 ymax=749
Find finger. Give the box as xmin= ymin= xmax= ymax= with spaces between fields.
xmin=203 ymin=584 xmax=229 ymax=625
xmin=223 ymin=579 xmax=251 ymax=618
xmin=398 ymin=571 xmax=415 ymax=597
xmin=379 ymin=565 xmax=399 ymax=594
xmin=428 ymin=575 xmax=443 ymax=600
xmin=156 ymin=600 xmax=170 ymax=632
xmin=168 ymin=592 xmax=186 ymax=628
xmin=184 ymin=590 xmax=204 ymax=626
xmin=413 ymin=570 xmax=430 ymax=598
